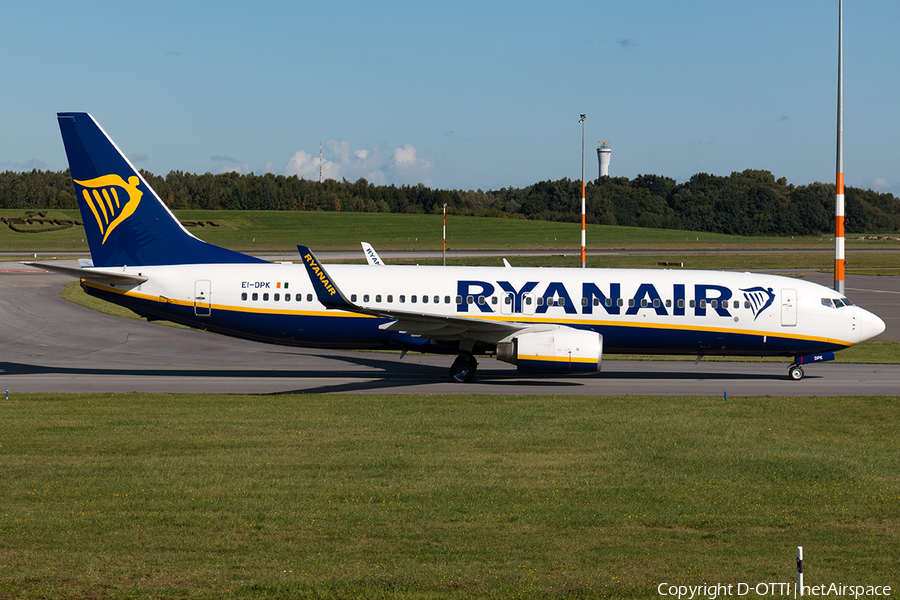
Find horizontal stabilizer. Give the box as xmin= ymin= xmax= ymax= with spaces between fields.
xmin=25 ymin=262 xmax=148 ymax=285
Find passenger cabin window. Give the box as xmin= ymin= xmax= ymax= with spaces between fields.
xmin=263 ymin=293 xmax=269 ymax=301
xmin=241 ymin=292 xmax=248 ymax=301
xmin=400 ymin=295 xmax=406 ymax=303
xmin=376 ymin=294 xmax=382 ymax=302
xmin=252 ymin=293 xmax=258 ymax=301
xmin=295 ymin=293 xmax=302 ymax=301
xmin=388 ymin=295 xmax=393 ymax=303
xmin=411 ymin=296 xmax=417 ymax=303
xmin=351 ymin=294 xmax=357 ymax=302
xmin=444 ymin=296 xmax=450 ymax=304
xmin=422 ymin=295 xmax=428 ymax=303
xmin=274 ymin=293 xmax=280 ymax=301
xmin=363 ymin=294 xmax=369 ymax=303
xmin=435 ymin=296 xmax=440 ymax=304
xmin=677 ymin=299 xmax=684 ymax=309
xmin=307 ymin=294 xmax=313 ymax=302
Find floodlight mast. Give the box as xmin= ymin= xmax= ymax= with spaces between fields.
xmin=579 ymin=114 xmax=586 ymax=269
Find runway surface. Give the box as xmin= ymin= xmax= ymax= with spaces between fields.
xmin=2 ymin=265 xmax=898 ymax=397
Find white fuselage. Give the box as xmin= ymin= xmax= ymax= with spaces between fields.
xmin=83 ymin=262 xmax=884 ymax=357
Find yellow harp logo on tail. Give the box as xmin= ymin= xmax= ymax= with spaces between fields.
xmin=75 ymin=175 xmax=143 ymax=244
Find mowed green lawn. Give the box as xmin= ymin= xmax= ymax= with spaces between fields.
xmin=3 ymin=209 xmax=900 ymax=254
xmin=1 ymin=393 xmax=897 ymax=599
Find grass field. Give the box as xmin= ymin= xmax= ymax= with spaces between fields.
xmin=3 ymin=209 xmax=900 ymax=254
xmin=1 ymin=393 xmax=897 ymax=599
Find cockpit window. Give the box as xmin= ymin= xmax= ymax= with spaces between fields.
xmin=827 ymin=297 xmax=854 ymax=308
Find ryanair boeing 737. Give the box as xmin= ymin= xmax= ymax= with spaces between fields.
xmin=34 ymin=112 xmax=885 ymax=382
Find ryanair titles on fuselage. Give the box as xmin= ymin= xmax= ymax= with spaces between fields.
xmin=456 ymin=279 xmax=776 ymax=320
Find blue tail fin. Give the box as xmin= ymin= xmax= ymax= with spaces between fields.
xmin=57 ymin=112 xmax=265 ymax=267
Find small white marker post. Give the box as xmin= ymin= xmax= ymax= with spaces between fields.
xmin=797 ymin=546 xmax=803 ymax=596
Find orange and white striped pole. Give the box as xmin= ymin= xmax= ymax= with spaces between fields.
xmin=835 ymin=0 xmax=845 ymax=294
xmin=579 ymin=114 xmax=587 ymax=268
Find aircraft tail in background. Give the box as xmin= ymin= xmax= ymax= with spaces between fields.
xmin=57 ymin=112 xmax=264 ymax=268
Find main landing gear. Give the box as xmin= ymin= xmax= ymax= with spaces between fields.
xmin=450 ymin=354 xmax=478 ymax=383
xmin=788 ymin=363 xmax=804 ymax=381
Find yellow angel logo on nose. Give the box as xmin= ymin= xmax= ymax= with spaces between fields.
xmin=74 ymin=174 xmax=143 ymax=244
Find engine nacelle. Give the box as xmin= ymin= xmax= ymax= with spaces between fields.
xmin=496 ymin=328 xmax=603 ymax=374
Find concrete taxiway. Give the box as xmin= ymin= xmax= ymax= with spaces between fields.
xmin=1 ymin=265 xmax=898 ymax=396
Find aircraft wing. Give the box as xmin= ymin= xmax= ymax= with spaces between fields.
xmin=24 ymin=262 xmax=148 ymax=285
xmin=297 ymin=245 xmax=526 ymax=342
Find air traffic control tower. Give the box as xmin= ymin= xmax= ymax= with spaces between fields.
xmin=597 ymin=141 xmax=611 ymax=178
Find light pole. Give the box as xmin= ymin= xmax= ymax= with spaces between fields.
xmin=579 ymin=114 xmax=587 ymax=268
xmin=442 ymin=203 xmax=447 ymax=266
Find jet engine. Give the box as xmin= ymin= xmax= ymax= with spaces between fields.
xmin=496 ymin=328 xmax=602 ymax=374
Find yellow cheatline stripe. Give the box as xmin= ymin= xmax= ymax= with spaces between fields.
xmin=518 ymin=354 xmax=597 ymax=364
xmin=444 ymin=312 xmax=851 ymax=346
xmin=82 ymin=281 xmax=853 ymax=345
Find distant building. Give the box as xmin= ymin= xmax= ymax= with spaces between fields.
xmin=597 ymin=142 xmax=611 ymax=178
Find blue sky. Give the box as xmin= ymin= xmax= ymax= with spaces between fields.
xmin=2 ymin=1 xmax=898 ymax=195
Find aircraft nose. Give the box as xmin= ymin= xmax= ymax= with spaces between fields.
xmin=856 ymin=309 xmax=886 ymax=344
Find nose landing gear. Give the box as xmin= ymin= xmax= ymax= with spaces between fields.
xmin=788 ymin=363 xmax=804 ymax=381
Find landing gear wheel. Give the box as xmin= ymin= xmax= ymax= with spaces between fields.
xmin=450 ymin=355 xmax=477 ymax=383
xmin=788 ymin=365 xmax=804 ymax=381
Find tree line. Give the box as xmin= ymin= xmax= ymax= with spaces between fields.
xmin=2 ymin=168 xmax=898 ymax=236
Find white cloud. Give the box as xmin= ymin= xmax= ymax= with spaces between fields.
xmin=388 ymin=144 xmax=435 ymax=186
xmin=281 ymin=139 xmax=433 ymax=186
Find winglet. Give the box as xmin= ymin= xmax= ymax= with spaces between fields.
xmin=297 ymin=245 xmax=356 ymax=311
xmin=361 ymin=242 xmax=385 ymax=265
